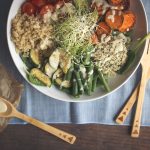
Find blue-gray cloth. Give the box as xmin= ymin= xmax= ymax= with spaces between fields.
xmin=0 ymin=0 xmax=150 ymax=125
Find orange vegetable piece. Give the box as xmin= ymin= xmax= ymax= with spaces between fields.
xmin=108 ymin=0 xmax=130 ymax=10
xmin=107 ymin=0 xmax=123 ymax=6
xmin=91 ymin=33 xmax=99 ymax=44
xmin=96 ymin=22 xmax=111 ymax=37
xmin=119 ymin=11 xmax=136 ymax=32
xmin=105 ymin=9 xmax=123 ymax=29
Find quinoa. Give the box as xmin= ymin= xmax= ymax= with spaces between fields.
xmin=93 ymin=33 xmax=131 ymax=76
xmin=11 ymin=11 xmax=55 ymax=53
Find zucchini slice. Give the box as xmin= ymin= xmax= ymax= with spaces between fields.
xmin=27 ymin=74 xmax=45 ymax=86
xmin=30 ymin=50 xmax=41 ymax=66
xmin=52 ymin=69 xmax=64 ymax=80
xmin=55 ymin=78 xmax=71 ymax=88
xmin=49 ymin=50 xmax=60 ymax=70
xmin=45 ymin=63 xmax=56 ymax=78
xmin=21 ymin=55 xmax=34 ymax=69
xmin=59 ymin=51 xmax=71 ymax=74
xmin=30 ymin=68 xmax=51 ymax=87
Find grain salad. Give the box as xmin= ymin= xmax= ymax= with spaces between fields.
xmin=93 ymin=33 xmax=131 ymax=76
xmin=11 ymin=10 xmax=54 ymax=53
xmin=11 ymin=0 xmax=149 ymax=98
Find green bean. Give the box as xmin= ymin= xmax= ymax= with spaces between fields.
xmin=98 ymin=70 xmax=110 ymax=92
xmin=79 ymin=71 xmax=85 ymax=84
xmin=92 ymin=74 xmax=99 ymax=92
xmin=72 ymin=77 xmax=79 ymax=98
xmin=86 ymin=64 xmax=94 ymax=95
xmin=64 ymin=65 xmax=74 ymax=81
xmin=79 ymin=71 xmax=88 ymax=94
xmin=74 ymin=71 xmax=84 ymax=94
xmin=84 ymin=53 xmax=91 ymax=65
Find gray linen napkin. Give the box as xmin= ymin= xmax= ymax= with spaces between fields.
xmin=0 ymin=0 xmax=150 ymax=125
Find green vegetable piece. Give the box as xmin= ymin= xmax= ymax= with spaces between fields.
xmin=61 ymin=88 xmax=71 ymax=94
xmin=79 ymin=71 xmax=89 ymax=94
xmin=55 ymin=78 xmax=71 ymax=89
xmin=92 ymin=74 xmax=99 ymax=92
xmin=74 ymin=0 xmax=89 ymax=14
xmin=124 ymin=30 xmax=134 ymax=37
xmin=119 ymin=33 xmax=150 ymax=74
xmin=86 ymin=64 xmax=94 ymax=95
xmin=21 ymin=55 xmax=34 ymax=70
xmin=74 ymin=71 xmax=84 ymax=94
xmin=52 ymin=69 xmax=64 ymax=81
xmin=64 ymin=65 xmax=74 ymax=81
xmin=118 ymin=50 xmax=135 ymax=74
xmin=79 ymin=71 xmax=85 ymax=84
xmin=30 ymin=68 xmax=51 ymax=87
xmin=84 ymin=81 xmax=89 ymax=94
xmin=98 ymin=70 xmax=110 ymax=92
xmin=27 ymin=74 xmax=45 ymax=86
xmin=132 ymin=33 xmax=150 ymax=52
xmin=30 ymin=50 xmax=41 ymax=66
xmin=72 ymin=77 xmax=79 ymax=98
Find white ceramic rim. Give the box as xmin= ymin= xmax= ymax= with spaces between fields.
xmin=7 ymin=0 xmax=148 ymax=103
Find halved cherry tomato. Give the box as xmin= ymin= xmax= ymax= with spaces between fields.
xmin=40 ymin=4 xmax=55 ymax=16
xmin=21 ymin=2 xmax=36 ymax=16
xmin=31 ymin=0 xmax=47 ymax=8
xmin=96 ymin=22 xmax=111 ymax=37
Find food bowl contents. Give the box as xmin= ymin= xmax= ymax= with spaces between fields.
xmin=11 ymin=0 xmax=147 ymax=98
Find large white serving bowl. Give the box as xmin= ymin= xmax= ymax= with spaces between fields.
xmin=7 ymin=0 xmax=148 ymax=102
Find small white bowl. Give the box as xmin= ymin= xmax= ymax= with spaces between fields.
xmin=7 ymin=0 xmax=148 ymax=102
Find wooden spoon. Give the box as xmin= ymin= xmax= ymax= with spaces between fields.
xmin=0 ymin=97 xmax=76 ymax=144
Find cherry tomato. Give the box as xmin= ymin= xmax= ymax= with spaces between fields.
xmin=40 ymin=4 xmax=55 ymax=16
xmin=31 ymin=0 xmax=47 ymax=8
xmin=22 ymin=2 xmax=36 ymax=15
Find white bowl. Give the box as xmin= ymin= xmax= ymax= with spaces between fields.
xmin=7 ymin=0 xmax=148 ymax=102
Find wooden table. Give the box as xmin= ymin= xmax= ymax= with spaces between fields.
xmin=0 ymin=124 xmax=150 ymax=150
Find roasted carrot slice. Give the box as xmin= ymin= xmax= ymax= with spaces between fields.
xmin=119 ymin=11 xmax=136 ymax=32
xmin=91 ymin=33 xmax=99 ymax=44
xmin=107 ymin=0 xmax=123 ymax=6
xmin=108 ymin=0 xmax=130 ymax=10
xmin=105 ymin=9 xmax=123 ymax=29
xmin=96 ymin=22 xmax=111 ymax=37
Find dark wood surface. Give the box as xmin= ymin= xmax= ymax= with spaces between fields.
xmin=0 ymin=124 xmax=150 ymax=150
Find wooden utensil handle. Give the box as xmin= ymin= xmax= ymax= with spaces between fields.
xmin=14 ymin=111 xmax=76 ymax=144
xmin=116 ymin=85 xmax=139 ymax=124
xmin=131 ymin=70 xmax=148 ymax=138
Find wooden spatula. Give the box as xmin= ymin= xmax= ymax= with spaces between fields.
xmin=116 ymin=38 xmax=150 ymax=125
xmin=116 ymin=68 xmax=150 ymax=125
xmin=131 ymin=40 xmax=150 ymax=138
